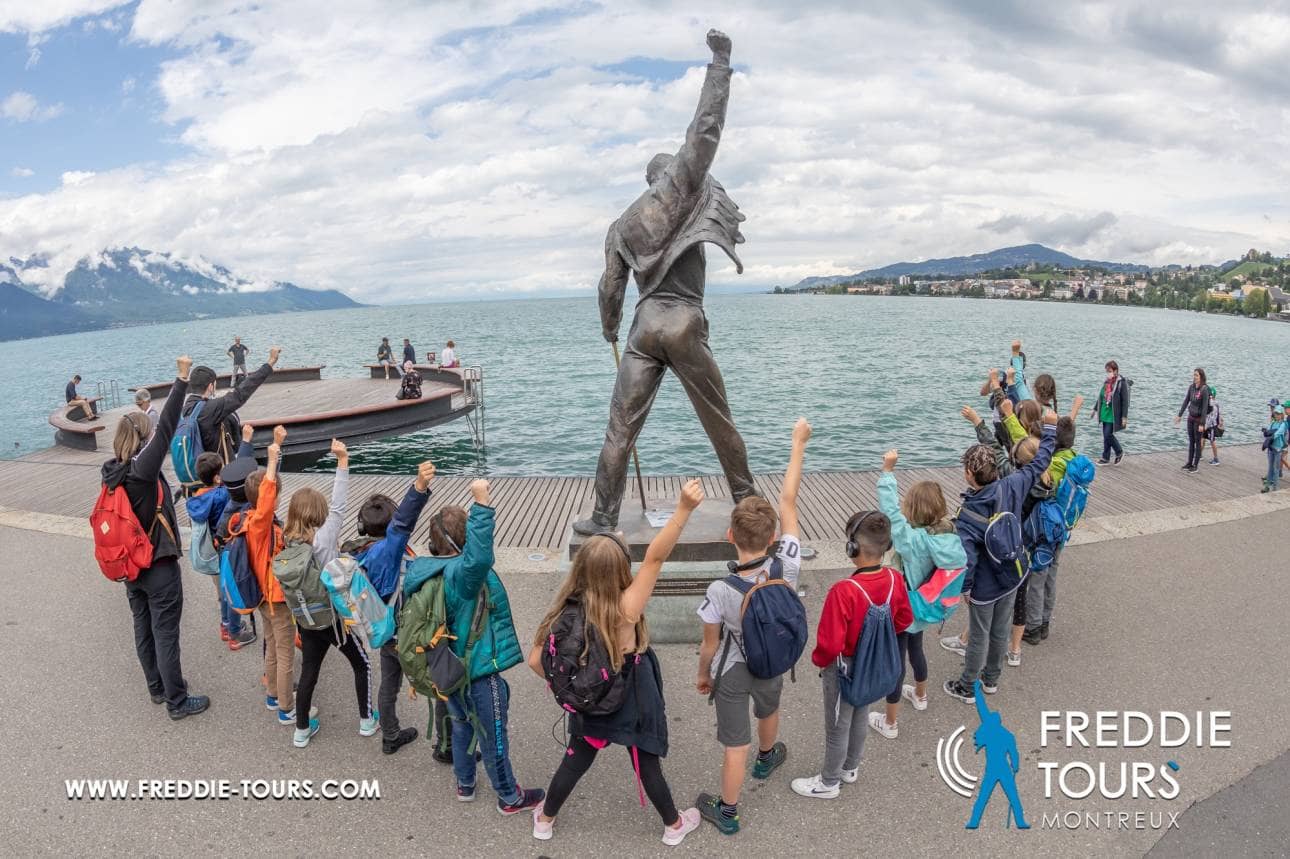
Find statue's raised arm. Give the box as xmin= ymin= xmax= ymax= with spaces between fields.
xmin=656 ymin=29 xmax=733 ymax=204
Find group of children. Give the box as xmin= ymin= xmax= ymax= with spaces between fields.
xmin=159 ymin=342 xmax=1099 ymax=846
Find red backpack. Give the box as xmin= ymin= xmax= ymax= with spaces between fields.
xmin=91 ymin=480 xmax=172 ymax=583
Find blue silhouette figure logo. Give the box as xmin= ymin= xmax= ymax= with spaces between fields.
xmin=966 ymin=679 xmax=1029 ymax=830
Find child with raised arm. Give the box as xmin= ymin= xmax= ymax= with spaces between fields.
xmin=870 ymin=448 xmax=966 ymax=739
xmin=693 ymin=418 xmax=810 ymax=835
xmin=528 ymin=480 xmax=706 ymax=847
xmin=245 ymin=425 xmax=291 ymax=724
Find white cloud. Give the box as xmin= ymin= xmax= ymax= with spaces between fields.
xmin=0 ymin=0 xmax=1288 ymax=303
xmin=121 ymin=76 xmax=136 ymax=95
xmin=1 ymin=90 xmax=64 ymax=122
xmin=10 ymin=166 xmax=34 ymax=177
xmin=60 ymin=170 xmax=95 ymax=185
xmin=0 ymin=0 xmax=127 ymax=34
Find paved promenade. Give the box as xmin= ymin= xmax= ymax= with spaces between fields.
xmin=1 ymin=498 xmax=1288 ymax=856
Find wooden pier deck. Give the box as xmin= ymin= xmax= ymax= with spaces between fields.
xmin=0 ymin=443 xmax=1273 ymax=550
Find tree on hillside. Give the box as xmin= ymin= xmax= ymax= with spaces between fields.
xmin=1245 ymin=287 xmax=1270 ymax=318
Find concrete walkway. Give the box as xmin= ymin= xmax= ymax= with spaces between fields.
xmin=1 ymin=502 xmax=1288 ymax=857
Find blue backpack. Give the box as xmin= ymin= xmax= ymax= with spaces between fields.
xmin=171 ymin=400 xmax=206 ymax=488
xmin=713 ymin=557 xmax=808 ymax=682
xmin=957 ymin=490 xmax=1026 ymax=577
xmin=219 ymin=529 xmax=262 ymax=614
xmin=189 ymin=518 xmax=220 ymax=575
xmin=321 ymin=556 xmax=401 ymax=650
xmin=1024 ymin=456 xmax=1096 ymax=571
xmin=839 ymin=570 xmax=902 ymax=708
xmin=1056 ymin=455 xmax=1095 ymax=529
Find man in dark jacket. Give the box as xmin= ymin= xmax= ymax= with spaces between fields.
xmin=402 ymin=338 xmax=416 ymax=365
xmin=101 ymin=355 xmax=209 ymax=719
xmin=945 ymin=411 xmax=1057 ymax=705
xmin=183 ymin=346 xmax=281 ymax=464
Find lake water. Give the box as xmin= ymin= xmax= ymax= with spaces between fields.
xmin=2 ymin=294 xmax=1283 ymax=476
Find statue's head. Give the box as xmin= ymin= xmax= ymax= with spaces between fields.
xmin=646 ymin=152 xmax=673 ymax=185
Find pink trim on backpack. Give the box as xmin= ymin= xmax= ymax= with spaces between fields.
xmin=631 ymin=746 xmax=646 ymax=808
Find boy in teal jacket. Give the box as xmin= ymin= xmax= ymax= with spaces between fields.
xmin=401 ymin=478 xmax=543 ymax=815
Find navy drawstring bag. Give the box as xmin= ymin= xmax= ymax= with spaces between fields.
xmin=839 ymin=570 xmax=901 ymax=709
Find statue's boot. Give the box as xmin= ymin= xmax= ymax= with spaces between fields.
xmin=572 ymin=513 xmax=615 ymax=537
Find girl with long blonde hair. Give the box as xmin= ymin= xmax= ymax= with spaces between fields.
xmin=527 ymin=480 xmax=706 ymax=847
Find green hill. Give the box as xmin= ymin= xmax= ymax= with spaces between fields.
xmin=1224 ymin=260 xmax=1279 ymax=281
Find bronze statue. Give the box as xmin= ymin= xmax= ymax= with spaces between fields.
xmin=574 ymin=29 xmax=756 ymax=536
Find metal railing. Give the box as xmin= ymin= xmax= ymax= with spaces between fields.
xmin=95 ymin=379 xmax=123 ymax=410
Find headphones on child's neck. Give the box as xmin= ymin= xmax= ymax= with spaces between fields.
xmin=845 ymin=511 xmax=891 ymax=559
xmin=726 ymin=540 xmax=780 ymax=576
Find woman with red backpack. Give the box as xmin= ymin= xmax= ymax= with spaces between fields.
xmin=97 ymin=356 xmax=210 ymax=720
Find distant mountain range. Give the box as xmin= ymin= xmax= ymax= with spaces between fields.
xmin=791 ymin=243 xmax=1151 ymax=290
xmin=0 ymin=248 xmax=361 ymax=341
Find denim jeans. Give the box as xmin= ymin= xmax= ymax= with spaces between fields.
xmin=218 ymin=582 xmax=242 ymax=635
xmin=447 ymin=674 xmax=520 ymax=805
xmin=1267 ymin=447 xmax=1281 ymax=489
xmin=960 ymin=592 xmax=1016 ymax=688
xmin=1101 ymin=422 xmax=1122 ymax=461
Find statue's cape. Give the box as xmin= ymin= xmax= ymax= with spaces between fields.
xmin=609 ymin=175 xmax=745 ymax=293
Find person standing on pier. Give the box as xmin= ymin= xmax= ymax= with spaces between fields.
xmin=226 ymin=336 xmax=249 ymax=384
xmin=182 ymin=346 xmax=281 ymax=465
xmin=402 ymin=338 xmax=416 ymax=366
xmin=100 ymin=356 xmax=210 ymax=720
xmin=1093 ymin=360 xmax=1129 ymax=465
xmin=1174 ymin=368 xmax=1209 ymax=473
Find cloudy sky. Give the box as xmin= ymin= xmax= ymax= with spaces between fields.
xmin=1 ymin=0 xmax=1287 ymax=303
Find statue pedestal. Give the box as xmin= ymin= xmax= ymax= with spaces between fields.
xmin=567 ymin=499 xmax=738 ymax=564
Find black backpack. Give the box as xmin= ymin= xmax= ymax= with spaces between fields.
xmin=540 ymin=600 xmax=630 ymax=717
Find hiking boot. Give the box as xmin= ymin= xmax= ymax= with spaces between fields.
xmin=456 ymin=783 xmax=476 ymax=802
xmin=431 ymin=745 xmax=453 ymax=764
xmin=532 ymin=807 xmax=554 ymax=841
xmin=901 ymin=684 xmax=928 ymax=711
xmin=751 ymin=741 xmax=787 ymax=779
xmin=168 ymin=695 xmax=210 ymax=721
xmin=150 ymin=692 xmax=165 ymax=705
xmin=359 ymin=712 xmax=379 ymax=737
xmin=696 ymin=792 xmax=740 ymax=835
xmin=498 ymin=788 xmax=545 ymax=816
xmin=661 ymin=808 xmax=701 ymax=846
xmin=939 ymin=635 xmax=966 ymax=657
xmin=943 ymin=679 xmax=975 ymax=704
xmin=382 ymin=727 xmax=419 ymax=755
xmin=790 ymin=774 xmax=840 ymax=799
xmin=867 ymin=712 xmax=898 ymax=739
xmin=1040 ymin=623 xmax=1050 ymax=640
xmin=1006 ymin=650 xmax=1021 ymax=667
xmin=228 ymin=627 xmax=256 ymax=650
xmin=571 ymin=515 xmax=614 ymax=537
xmin=293 ymin=718 xmax=320 ymax=748
xmin=1022 ymin=627 xmax=1043 ymax=646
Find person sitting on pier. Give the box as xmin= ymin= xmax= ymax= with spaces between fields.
xmin=377 ymin=337 xmax=401 ymax=378
xmin=396 ymin=361 xmax=422 ymax=400
xmin=65 ymin=374 xmax=96 ymax=418
xmin=182 ymin=346 xmax=281 ymax=464
xmin=440 ymin=340 xmax=459 ymax=369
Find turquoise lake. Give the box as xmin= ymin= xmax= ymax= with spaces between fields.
xmin=2 ymin=294 xmax=1283 ymax=475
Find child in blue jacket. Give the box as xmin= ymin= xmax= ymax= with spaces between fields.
xmin=402 ymin=477 xmax=544 ymax=815
xmin=944 ymin=410 xmax=1056 ymax=705
xmin=1263 ymin=405 xmax=1288 ymax=492
xmin=342 ymin=461 xmax=434 ymax=755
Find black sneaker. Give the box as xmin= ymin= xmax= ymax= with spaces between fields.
xmin=1022 ymin=627 xmax=1043 ymax=646
xmin=381 ymin=727 xmax=418 ymax=755
xmin=1097 ymin=458 xmax=1110 ymax=465
xmin=431 ymin=746 xmax=453 ymax=764
xmin=497 ymin=787 xmax=545 ymax=816
xmin=1114 ymin=453 xmax=1123 ymax=465
xmin=1039 ymin=623 xmax=1050 ymax=640
xmin=168 ymin=695 xmax=210 ymax=721
xmin=943 ymin=679 xmax=975 ymax=704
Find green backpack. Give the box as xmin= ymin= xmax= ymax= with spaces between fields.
xmin=272 ymin=540 xmax=337 ymax=631
xmin=397 ymin=569 xmax=490 ymax=701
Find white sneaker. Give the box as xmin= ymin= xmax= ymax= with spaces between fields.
xmin=982 ymin=681 xmax=999 ymax=695
xmin=1007 ymin=650 xmax=1021 ymax=667
xmin=293 ymin=718 xmax=320 ymax=748
xmin=867 ymin=711 xmax=898 ymax=739
xmin=791 ymin=774 xmax=840 ymax=799
xmin=840 ymin=767 xmax=860 ymax=784
xmin=939 ymin=635 xmax=967 ymax=657
xmin=532 ymin=807 xmax=554 ymax=841
xmin=359 ymin=713 xmax=379 ymax=737
xmin=661 ymin=807 xmax=700 ymax=846
xmin=901 ymin=684 xmax=928 ymax=711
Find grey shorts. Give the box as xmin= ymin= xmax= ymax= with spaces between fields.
xmin=714 ymin=661 xmax=784 ymax=748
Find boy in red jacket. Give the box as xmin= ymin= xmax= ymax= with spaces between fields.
xmin=791 ymin=511 xmax=911 ymax=799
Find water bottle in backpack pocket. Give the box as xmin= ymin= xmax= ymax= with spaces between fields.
xmin=838 ymin=572 xmax=902 ymax=709
xmin=219 ymin=530 xmax=262 ymax=614
xmin=322 ymin=556 xmax=399 ymax=649
xmin=170 ymin=400 xmax=206 ymax=489
xmin=272 ymin=540 xmax=336 ymax=630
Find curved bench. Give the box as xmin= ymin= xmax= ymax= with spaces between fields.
xmin=49 ymin=408 xmax=106 ymax=451
xmin=131 ymin=365 xmax=326 ymax=399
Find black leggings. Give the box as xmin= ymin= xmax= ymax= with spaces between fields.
xmin=886 ymin=631 xmax=928 ymax=704
xmin=295 ymin=626 xmax=373 ymax=729
xmin=1186 ymin=417 xmax=1203 ymax=468
xmin=1012 ymin=582 xmax=1028 ymax=627
xmin=542 ymin=736 xmax=678 ymax=825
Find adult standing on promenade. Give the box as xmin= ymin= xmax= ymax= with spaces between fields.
xmin=1092 ymin=360 xmax=1130 ymax=465
xmin=1175 ymin=368 xmax=1210 ymax=473
xmin=183 ymin=346 xmax=281 ymax=466
xmin=101 ymin=356 xmax=209 ymax=719
xmin=226 ymin=336 xmax=249 ymax=384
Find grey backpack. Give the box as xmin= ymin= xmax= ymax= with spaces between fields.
xmin=272 ymin=540 xmax=336 ymax=631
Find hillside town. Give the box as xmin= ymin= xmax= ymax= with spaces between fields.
xmin=778 ymin=248 xmax=1290 ymax=319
